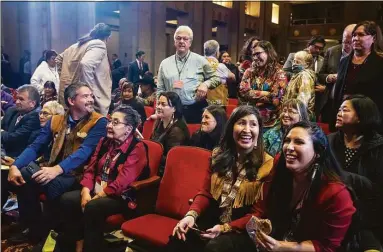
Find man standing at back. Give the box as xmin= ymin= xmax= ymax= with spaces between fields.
xmin=157 ymin=25 xmax=221 ymax=123
xmin=317 ymin=24 xmax=356 ymax=123
xmin=128 ymin=51 xmax=149 ymax=94
xmin=56 ymin=23 xmax=112 ymax=116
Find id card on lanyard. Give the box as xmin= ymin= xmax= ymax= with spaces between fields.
xmin=95 ymin=152 xmax=121 ymax=194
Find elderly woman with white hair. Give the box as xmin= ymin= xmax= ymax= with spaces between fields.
xmin=156 ymin=25 xmax=221 ymax=123
xmin=282 ymin=50 xmax=316 ymax=119
xmin=204 ymin=40 xmax=236 ymax=105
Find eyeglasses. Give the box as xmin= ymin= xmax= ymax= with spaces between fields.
xmin=107 ymin=119 xmax=128 ymax=127
xmin=312 ymin=45 xmax=324 ymax=51
xmin=39 ymin=111 xmax=52 ymax=117
xmin=175 ymin=36 xmax=190 ymax=42
xmin=281 ymin=108 xmax=299 ymax=115
xmin=252 ymin=51 xmax=265 ymax=58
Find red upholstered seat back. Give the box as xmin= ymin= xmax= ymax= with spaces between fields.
xmin=187 ymin=124 xmax=201 ymax=135
xmin=228 ymin=98 xmax=238 ymax=106
xmin=225 ymin=105 xmax=237 ymax=118
xmin=143 ymin=119 xmax=155 ymax=139
xmin=155 ymin=146 xmax=211 ymax=219
xmin=317 ymin=122 xmax=330 ymax=135
xmin=144 ymin=106 xmax=155 ymax=118
xmin=142 ymin=140 xmax=163 ymax=177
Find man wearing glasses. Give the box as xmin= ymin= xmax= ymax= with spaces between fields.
xmin=157 ymin=25 xmax=221 ymax=123
xmin=317 ymin=24 xmax=356 ymax=123
xmin=7 ymin=82 xmax=107 ymax=245
xmin=283 ymin=35 xmax=326 ymax=75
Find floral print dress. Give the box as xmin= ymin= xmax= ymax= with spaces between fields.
xmin=239 ymin=64 xmax=288 ymax=129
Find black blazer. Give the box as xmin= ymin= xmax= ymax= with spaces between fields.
xmin=318 ymin=44 xmax=342 ymax=84
xmin=1 ymin=107 xmax=40 ymax=158
xmin=127 ymin=60 xmax=149 ymax=84
xmin=333 ymin=51 xmax=383 ymax=119
xmin=112 ymin=59 xmax=122 ymax=70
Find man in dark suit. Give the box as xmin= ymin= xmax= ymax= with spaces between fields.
xmin=283 ymin=36 xmax=326 ymax=77
xmin=128 ymin=50 xmax=149 ymax=93
xmin=317 ymin=24 xmax=356 ymax=123
xmin=111 ymin=53 xmax=122 ymax=70
xmin=1 ymin=84 xmax=40 ymax=158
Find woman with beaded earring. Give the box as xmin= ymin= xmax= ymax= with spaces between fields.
xmin=166 ymin=105 xmax=274 ymax=252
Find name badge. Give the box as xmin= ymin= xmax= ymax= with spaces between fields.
xmin=173 ymin=80 xmax=184 ymax=89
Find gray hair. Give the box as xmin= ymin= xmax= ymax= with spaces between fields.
xmin=174 ymin=25 xmax=193 ymax=41
xmin=17 ymin=84 xmax=40 ymax=108
xmin=43 ymin=101 xmax=65 ymax=115
xmin=204 ymin=40 xmax=220 ymax=57
xmin=64 ymin=82 xmax=92 ymax=107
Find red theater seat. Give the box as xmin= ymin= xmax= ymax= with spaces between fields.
xmin=143 ymin=119 xmax=155 ymax=139
xmin=317 ymin=122 xmax=330 ymax=135
xmin=106 ymin=140 xmax=163 ymax=229
xmin=187 ymin=124 xmax=201 ymax=135
xmin=228 ymin=98 xmax=238 ymax=106
xmin=225 ymin=105 xmax=237 ymax=118
xmin=144 ymin=106 xmax=155 ymax=118
xmin=121 ymin=146 xmax=211 ymax=248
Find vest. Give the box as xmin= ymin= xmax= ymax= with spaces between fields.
xmin=49 ymin=111 xmax=104 ymax=178
xmin=206 ymin=57 xmax=228 ymax=106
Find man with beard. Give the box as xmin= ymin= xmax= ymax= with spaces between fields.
xmin=157 ymin=25 xmax=221 ymax=123
xmin=7 ymin=82 xmax=107 ymax=245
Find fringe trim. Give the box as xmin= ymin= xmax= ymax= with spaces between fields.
xmin=233 ymin=180 xmax=264 ymax=208
xmin=211 ymin=173 xmax=265 ymax=208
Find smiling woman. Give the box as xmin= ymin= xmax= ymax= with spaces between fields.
xmin=167 ymin=105 xmax=274 ymax=252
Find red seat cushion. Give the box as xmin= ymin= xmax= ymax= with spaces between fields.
xmin=106 ymin=214 xmax=126 ymax=228
xmin=121 ymin=214 xmax=178 ymax=247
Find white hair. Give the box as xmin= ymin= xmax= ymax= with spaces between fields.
xmin=43 ymin=101 xmax=65 ymax=115
xmin=174 ymin=25 xmax=193 ymax=41
xmin=203 ymin=40 xmax=220 ymax=57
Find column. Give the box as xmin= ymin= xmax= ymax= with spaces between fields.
xmin=151 ymin=2 xmax=167 ymax=73
xmin=119 ymin=2 xmax=139 ymax=66
xmin=76 ymin=2 xmax=96 ymax=39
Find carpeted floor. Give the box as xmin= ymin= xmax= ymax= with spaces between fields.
xmin=1 ymin=211 xmax=34 ymax=252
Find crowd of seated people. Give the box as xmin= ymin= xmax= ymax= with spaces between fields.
xmin=1 ymin=20 xmax=383 ymax=252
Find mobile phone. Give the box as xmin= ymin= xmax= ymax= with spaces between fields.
xmin=26 ymin=161 xmax=41 ymax=175
xmin=189 ymin=226 xmax=206 ymax=234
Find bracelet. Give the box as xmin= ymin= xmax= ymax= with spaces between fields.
xmin=220 ymin=223 xmax=232 ymax=233
xmin=185 ymin=210 xmax=199 ymax=221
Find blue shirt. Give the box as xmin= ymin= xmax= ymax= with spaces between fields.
xmin=13 ymin=116 xmax=107 ymax=173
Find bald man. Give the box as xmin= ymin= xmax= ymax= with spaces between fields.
xmin=316 ymin=24 xmax=356 ymax=123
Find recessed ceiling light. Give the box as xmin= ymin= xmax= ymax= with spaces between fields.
xmin=113 ymin=10 xmax=120 ymax=14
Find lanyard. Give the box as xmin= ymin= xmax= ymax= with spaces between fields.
xmin=175 ymin=51 xmax=191 ymax=79
xmin=101 ymin=151 xmax=121 ymax=182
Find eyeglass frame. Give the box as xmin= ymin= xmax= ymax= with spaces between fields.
xmin=107 ymin=118 xmax=129 ymax=127
xmin=252 ymin=51 xmax=266 ymax=58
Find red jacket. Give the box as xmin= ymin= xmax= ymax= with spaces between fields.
xmin=256 ymin=182 xmax=356 ymax=252
xmin=81 ymin=135 xmax=147 ymax=196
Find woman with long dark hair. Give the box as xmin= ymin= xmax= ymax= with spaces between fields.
xmin=329 ymin=94 xmax=383 ymax=250
xmin=167 ymin=105 xmax=274 ymax=251
xmin=151 ymin=91 xmax=190 ymax=175
xmin=40 ymin=81 xmax=58 ymax=107
xmin=253 ymin=121 xmax=355 ymax=251
xmin=239 ymin=40 xmax=288 ymax=130
xmin=190 ymin=105 xmax=227 ymax=151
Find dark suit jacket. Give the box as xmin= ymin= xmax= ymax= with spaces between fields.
xmin=112 ymin=59 xmax=122 ymax=70
xmin=333 ymin=51 xmax=383 ymax=122
xmin=127 ymin=60 xmax=149 ymax=85
xmin=318 ymin=44 xmax=342 ymax=84
xmin=315 ymin=44 xmax=342 ymax=116
xmin=1 ymin=107 xmax=40 ymax=158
